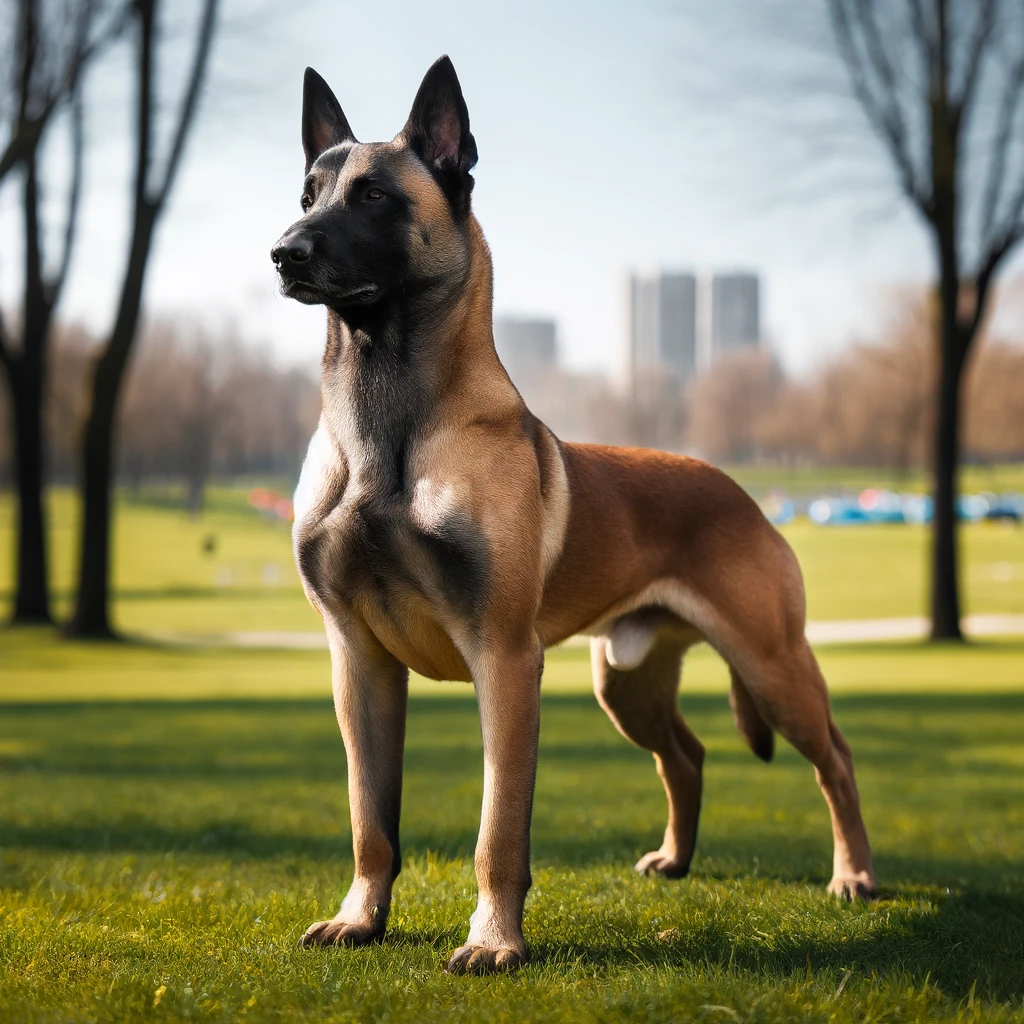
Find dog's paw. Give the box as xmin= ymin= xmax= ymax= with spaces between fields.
xmin=297 ymin=918 xmax=382 ymax=949
xmin=445 ymin=944 xmax=526 ymax=975
xmin=635 ymin=849 xmax=691 ymax=879
xmin=827 ymin=876 xmax=877 ymax=902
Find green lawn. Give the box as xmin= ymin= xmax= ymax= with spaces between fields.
xmin=1 ymin=482 xmax=1023 ymax=632
xmin=2 ymin=477 xmax=1023 ymax=1021
xmin=1 ymin=649 xmax=1022 ymax=1022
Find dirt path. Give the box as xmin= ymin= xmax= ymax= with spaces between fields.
xmin=151 ymin=614 xmax=1024 ymax=650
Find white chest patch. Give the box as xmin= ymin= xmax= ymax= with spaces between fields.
xmin=292 ymin=423 xmax=335 ymax=529
xmin=538 ymin=430 xmax=571 ymax=582
xmin=410 ymin=477 xmax=462 ymax=533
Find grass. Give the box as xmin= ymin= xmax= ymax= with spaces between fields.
xmin=1 ymin=482 xmax=1023 ymax=631
xmin=725 ymin=462 xmax=1024 ymax=500
xmin=1 ymin=661 xmax=1022 ymax=1022
xmin=3 ymin=629 xmax=1024 ymax=701
xmin=2 ymin=473 xmax=1023 ymax=1020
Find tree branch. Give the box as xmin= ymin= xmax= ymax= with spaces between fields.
xmin=133 ymin=0 xmax=155 ymax=213
xmin=979 ymin=54 xmax=1024 ymax=250
xmin=955 ymin=0 xmax=997 ymax=117
xmin=151 ymin=0 xmax=218 ymax=210
xmin=17 ymin=0 xmax=38 ymax=126
xmin=829 ymin=0 xmax=930 ymax=212
xmin=907 ymin=0 xmax=937 ymax=88
xmin=1 ymin=0 xmax=128 ymax=185
xmin=966 ymin=226 xmax=1024 ymax=340
xmin=46 ymin=86 xmax=85 ymax=308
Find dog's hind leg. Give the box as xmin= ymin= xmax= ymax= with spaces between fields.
xmin=733 ymin=640 xmax=876 ymax=900
xmin=591 ymin=634 xmax=704 ymax=878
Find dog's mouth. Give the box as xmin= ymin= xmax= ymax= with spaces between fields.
xmin=278 ymin=273 xmax=380 ymax=308
xmin=334 ymin=283 xmax=380 ymax=306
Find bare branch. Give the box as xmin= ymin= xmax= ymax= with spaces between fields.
xmin=0 ymin=0 xmax=128 ymax=185
xmin=955 ymin=0 xmax=997 ymax=116
xmin=17 ymin=0 xmax=38 ymax=126
xmin=907 ymin=0 xmax=937 ymax=86
xmin=979 ymin=54 xmax=1024 ymax=250
xmin=828 ymin=0 xmax=930 ymax=212
xmin=966 ymin=225 xmax=1024 ymax=340
xmin=132 ymin=0 xmax=155 ymax=212
xmin=150 ymin=0 xmax=218 ymax=209
xmin=47 ymin=87 xmax=85 ymax=307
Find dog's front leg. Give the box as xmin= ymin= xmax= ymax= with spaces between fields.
xmin=299 ymin=617 xmax=408 ymax=948
xmin=447 ymin=644 xmax=542 ymax=975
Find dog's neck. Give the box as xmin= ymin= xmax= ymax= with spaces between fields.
xmin=319 ymin=215 xmax=520 ymax=486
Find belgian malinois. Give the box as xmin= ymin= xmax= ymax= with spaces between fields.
xmin=271 ymin=56 xmax=876 ymax=975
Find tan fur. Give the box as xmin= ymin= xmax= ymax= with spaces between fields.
xmin=294 ymin=180 xmax=875 ymax=973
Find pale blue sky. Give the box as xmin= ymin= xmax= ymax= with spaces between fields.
xmin=7 ymin=0 xmax=1005 ymax=379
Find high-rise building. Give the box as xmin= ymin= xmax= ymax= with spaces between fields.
xmin=627 ymin=271 xmax=697 ymax=389
xmin=494 ymin=316 xmax=557 ymax=387
xmin=710 ymin=272 xmax=760 ymax=359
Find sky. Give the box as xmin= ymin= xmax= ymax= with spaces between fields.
xmin=5 ymin=0 xmax=1017 ymax=381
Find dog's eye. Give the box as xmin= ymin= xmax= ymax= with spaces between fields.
xmin=300 ymin=193 xmax=313 ymax=212
xmin=365 ymin=187 xmax=386 ymax=201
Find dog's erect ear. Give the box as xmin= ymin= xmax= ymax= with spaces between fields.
xmin=302 ymin=68 xmax=356 ymax=172
xmin=402 ymin=55 xmax=478 ymax=215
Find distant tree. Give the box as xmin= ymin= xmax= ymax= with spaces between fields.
xmin=812 ymin=295 xmax=932 ymax=473
xmin=67 ymin=0 xmax=219 ymax=638
xmin=828 ymin=0 xmax=1024 ymax=639
xmin=687 ymin=350 xmax=781 ymax=463
xmin=965 ymin=338 xmax=1024 ymax=462
xmin=0 ymin=0 xmax=124 ymax=624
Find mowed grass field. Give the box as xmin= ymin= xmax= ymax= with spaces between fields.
xmin=1 ymin=477 xmax=1024 ymax=632
xmin=1 ymin=477 xmax=1024 ymax=1021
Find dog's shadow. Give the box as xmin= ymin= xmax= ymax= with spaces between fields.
xmin=521 ymin=884 xmax=1023 ymax=1002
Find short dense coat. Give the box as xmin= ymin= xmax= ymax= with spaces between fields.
xmin=271 ymin=56 xmax=877 ymax=975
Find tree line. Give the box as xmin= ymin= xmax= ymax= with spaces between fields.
xmin=525 ymin=289 xmax=1024 ymax=470
xmin=0 ymin=319 xmax=320 ymax=506
xmin=684 ymin=294 xmax=1024 ymax=470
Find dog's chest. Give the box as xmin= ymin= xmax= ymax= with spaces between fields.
xmin=292 ymin=425 xmax=488 ymax=677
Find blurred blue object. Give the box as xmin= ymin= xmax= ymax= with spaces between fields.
xmin=806 ymin=490 xmax=1021 ymax=526
xmin=985 ymin=492 xmax=1024 ymax=521
xmin=901 ymin=493 xmax=933 ymax=524
xmin=958 ymin=494 xmax=990 ymax=522
xmin=808 ymin=498 xmax=871 ymax=525
xmin=760 ymin=492 xmax=795 ymax=525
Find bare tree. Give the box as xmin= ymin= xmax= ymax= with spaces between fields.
xmin=828 ymin=0 xmax=1024 ymax=639
xmin=687 ymin=350 xmax=782 ymax=463
xmin=0 ymin=0 xmax=124 ymax=623
xmin=66 ymin=0 xmax=219 ymax=637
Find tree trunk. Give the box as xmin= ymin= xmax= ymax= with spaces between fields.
xmin=66 ymin=208 xmax=157 ymax=639
xmin=8 ymin=155 xmax=54 ymax=625
xmin=8 ymin=362 xmax=51 ymax=623
xmin=67 ymin=388 xmax=118 ymax=637
xmin=929 ymin=306 xmax=965 ymax=641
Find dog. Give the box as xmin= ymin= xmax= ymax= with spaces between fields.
xmin=271 ymin=55 xmax=876 ymax=975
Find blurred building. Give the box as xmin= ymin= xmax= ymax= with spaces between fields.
xmin=627 ymin=271 xmax=698 ymax=390
xmin=710 ymin=272 xmax=760 ymax=360
xmin=494 ymin=316 xmax=557 ymax=390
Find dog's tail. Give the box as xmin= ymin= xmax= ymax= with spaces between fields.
xmin=728 ymin=666 xmax=774 ymax=762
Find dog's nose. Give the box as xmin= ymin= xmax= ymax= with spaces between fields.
xmin=271 ymin=234 xmax=313 ymax=266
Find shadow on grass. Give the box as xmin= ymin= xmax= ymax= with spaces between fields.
xmin=522 ymin=889 xmax=1024 ymax=1002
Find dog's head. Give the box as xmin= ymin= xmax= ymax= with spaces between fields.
xmin=271 ymin=56 xmax=478 ymax=314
